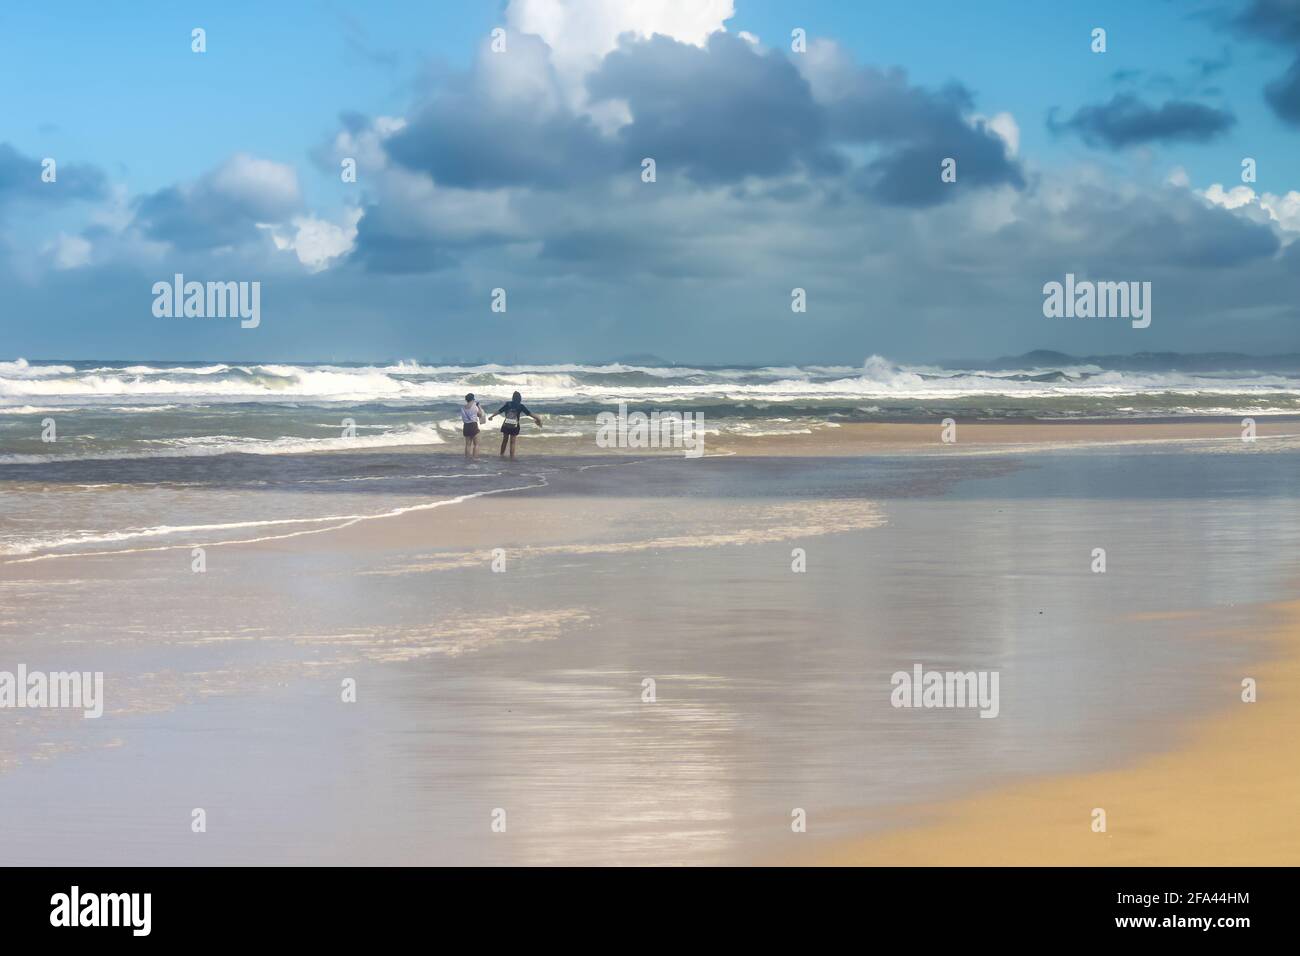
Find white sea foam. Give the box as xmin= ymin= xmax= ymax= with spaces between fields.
xmin=0 ymin=422 xmax=446 ymax=464
xmin=0 ymin=359 xmax=78 ymax=378
xmin=2 ymin=474 xmax=550 ymax=562
xmin=3 ymin=356 xmax=1297 ymax=409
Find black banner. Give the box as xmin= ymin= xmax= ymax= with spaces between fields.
xmin=0 ymin=867 xmax=1279 ymax=941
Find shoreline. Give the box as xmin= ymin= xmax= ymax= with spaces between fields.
xmin=12 ymin=417 xmax=1285 ymax=567
xmin=709 ymin=417 xmax=1300 ymax=456
xmin=2 ymin=423 xmax=1297 ymax=864
xmin=795 ymin=598 xmax=1300 ymax=866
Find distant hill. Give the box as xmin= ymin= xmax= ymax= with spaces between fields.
xmin=940 ymin=351 xmax=1300 ymax=372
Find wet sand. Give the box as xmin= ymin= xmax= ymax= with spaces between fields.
xmin=803 ymin=599 xmax=1300 ymax=866
xmin=710 ymin=417 xmax=1300 ymax=456
xmin=2 ymin=420 xmax=1298 ymax=865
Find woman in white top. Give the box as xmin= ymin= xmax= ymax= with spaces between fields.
xmin=460 ymin=393 xmax=487 ymax=460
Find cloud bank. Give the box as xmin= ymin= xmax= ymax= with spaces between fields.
xmin=2 ymin=0 xmax=1298 ymax=362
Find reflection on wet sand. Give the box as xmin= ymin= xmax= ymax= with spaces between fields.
xmin=1 ymin=444 xmax=1297 ymax=864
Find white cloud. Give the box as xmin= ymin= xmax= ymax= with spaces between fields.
xmin=504 ymin=0 xmax=734 ymax=119
xmin=506 ymin=0 xmax=734 ymax=61
xmin=974 ymin=111 xmax=1020 ymax=156
xmin=264 ymin=208 xmax=362 ymax=271
xmin=328 ymin=116 xmax=407 ymax=172
xmin=207 ymin=153 xmax=302 ymax=215
xmin=1260 ymin=190 xmax=1300 ymax=232
xmin=481 ymin=28 xmax=569 ymax=115
xmin=1200 ymin=182 xmax=1300 ymax=240
xmin=1202 ymin=182 xmax=1256 ymax=210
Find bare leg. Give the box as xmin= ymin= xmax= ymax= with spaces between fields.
xmin=508 ymin=435 xmax=517 ymax=459
xmin=464 ymin=436 xmax=472 ymax=460
xmin=499 ymin=433 xmax=509 ymax=456
xmin=471 ymin=435 xmax=479 ymax=459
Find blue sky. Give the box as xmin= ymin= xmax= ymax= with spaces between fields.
xmin=2 ymin=0 xmax=1298 ymax=363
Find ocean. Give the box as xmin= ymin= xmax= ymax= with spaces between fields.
xmin=5 ymin=356 xmax=1300 ymax=461
xmin=3 ymin=354 xmax=1300 ymax=862
xmin=4 ymin=354 xmax=1298 ymax=562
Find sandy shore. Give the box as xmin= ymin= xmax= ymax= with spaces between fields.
xmin=710 ymin=417 xmax=1300 ymax=456
xmin=802 ymin=599 xmax=1300 ymax=866
xmin=3 ymin=420 xmax=1297 ymax=864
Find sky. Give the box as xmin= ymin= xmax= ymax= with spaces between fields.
xmin=2 ymin=0 xmax=1299 ymax=365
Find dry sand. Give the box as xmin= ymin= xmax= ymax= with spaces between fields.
xmin=800 ymin=599 xmax=1300 ymax=866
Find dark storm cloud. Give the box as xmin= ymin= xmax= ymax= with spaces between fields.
xmin=347 ymin=224 xmax=450 ymax=274
xmin=1237 ymin=0 xmax=1300 ymax=43
xmin=1235 ymin=0 xmax=1300 ymax=124
xmin=376 ymin=31 xmax=1023 ymax=221
xmin=354 ymin=31 xmax=1027 ymax=269
xmin=384 ymin=33 xmax=616 ymax=189
xmin=133 ymin=185 xmax=248 ymax=250
xmin=15 ymin=163 xmax=1296 ymax=363
xmin=818 ymin=68 xmax=976 ymax=144
xmin=11 ymin=24 xmax=1294 ymax=364
xmin=1106 ymin=194 xmax=1279 ymax=268
xmin=1049 ymin=93 xmax=1236 ymax=147
xmin=855 ymin=115 xmax=1023 ymax=207
xmin=387 ymin=98 xmax=614 ymax=190
xmin=587 ymin=32 xmax=841 ymax=184
xmin=949 ymin=181 xmax=1280 ymax=281
xmin=0 ymin=143 xmax=106 ymax=205
xmin=811 ymin=66 xmax=1023 ymax=205
xmin=594 ymin=37 xmax=1022 ymax=204
xmin=1264 ymin=58 xmax=1300 ymax=123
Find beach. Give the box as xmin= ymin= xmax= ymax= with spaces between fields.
xmin=805 ymin=597 xmax=1300 ymax=866
xmin=8 ymin=0 xmax=1300 ymax=891
xmin=2 ymin=403 xmax=1298 ymax=865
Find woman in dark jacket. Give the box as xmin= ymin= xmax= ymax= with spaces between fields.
xmin=488 ymin=391 xmax=543 ymax=459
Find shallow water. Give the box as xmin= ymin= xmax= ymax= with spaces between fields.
xmin=5 ymin=357 xmax=1300 ymax=469
xmin=0 ymin=444 xmax=1295 ymax=864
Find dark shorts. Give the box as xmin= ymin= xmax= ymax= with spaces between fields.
xmin=501 ymin=422 xmax=520 ymax=436
xmin=462 ymin=422 xmax=479 ymax=438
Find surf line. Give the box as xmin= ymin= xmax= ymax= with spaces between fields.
xmin=3 ymin=475 xmax=550 ymax=565
xmin=574 ymin=450 xmax=735 ymax=474
xmin=291 ymin=471 xmax=504 ymax=484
